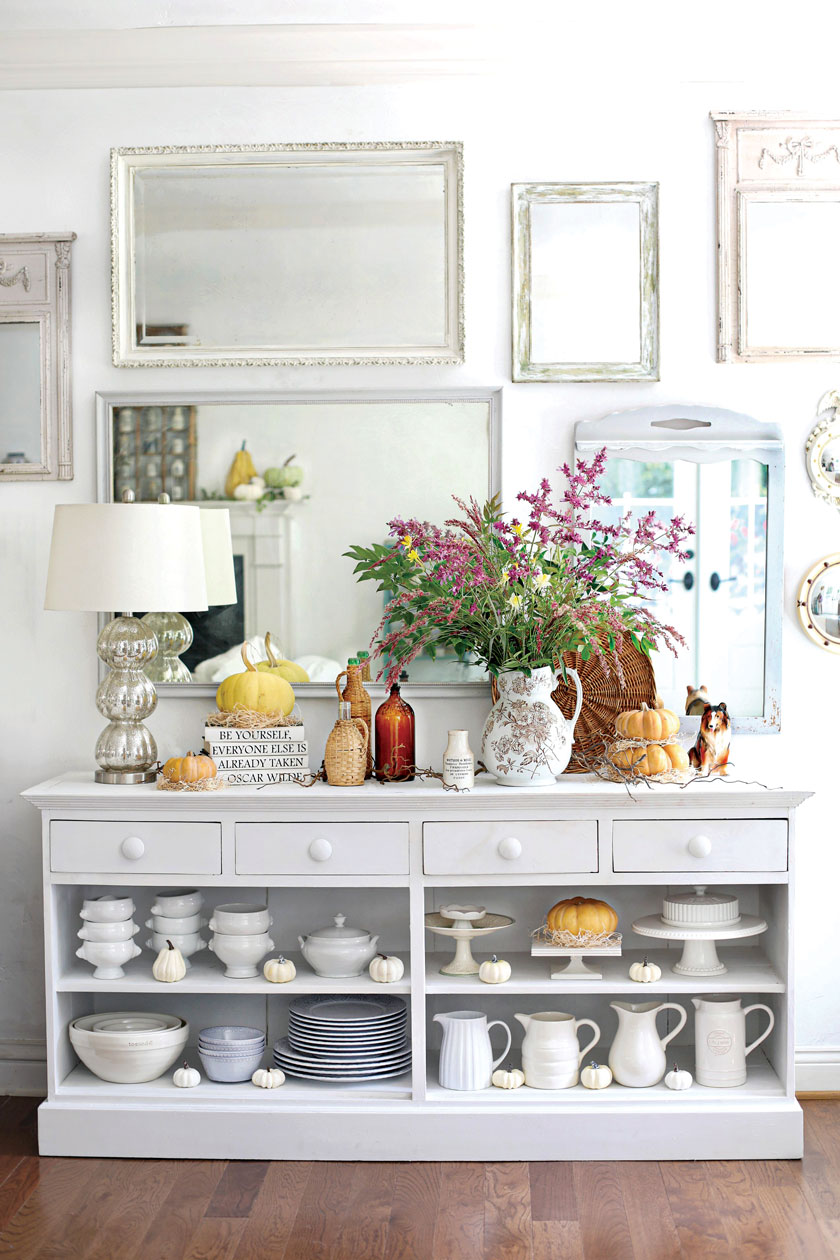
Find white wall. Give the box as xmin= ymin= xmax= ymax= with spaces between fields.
xmin=2 ymin=42 xmax=839 ymax=1088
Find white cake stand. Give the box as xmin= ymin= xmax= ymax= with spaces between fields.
xmin=631 ymin=913 xmax=768 ymax=976
xmin=425 ymin=907 xmax=515 ymax=975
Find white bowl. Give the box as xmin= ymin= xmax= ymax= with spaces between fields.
xmin=73 ymin=1012 xmax=184 ymax=1037
xmin=70 ymin=1015 xmax=188 ymax=1083
xmin=145 ymin=930 xmax=207 ymax=959
xmin=145 ymin=913 xmax=206 ymax=935
xmin=209 ymin=931 xmax=275 ymax=978
xmin=75 ymin=939 xmax=142 ymax=979
xmin=208 ymin=904 xmax=272 ymax=936
xmin=150 ymin=890 xmax=204 ymax=917
xmin=78 ymin=919 xmax=139 ymax=943
xmin=79 ymin=895 xmax=135 ymax=923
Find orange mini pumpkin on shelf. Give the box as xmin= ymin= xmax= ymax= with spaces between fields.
xmin=609 ymin=742 xmax=690 ymax=777
xmin=546 ymin=896 xmax=618 ymax=936
xmin=161 ymin=751 xmax=217 ymax=784
xmin=615 ymin=702 xmax=680 ymax=741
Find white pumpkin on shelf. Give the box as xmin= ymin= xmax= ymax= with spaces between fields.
xmin=628 ymin=957 xmax=662 ymax=984
xmin=478 ymin=955 xmax=512 ymax=985
xmin=252 ymin=1067 xmax=285 ymax=1089
xmin=492 ymin=1067 xmax=525 ymax=1090
xmin=152 ymin=939 xmax=187 ymax=984
xmin=369 ymin=953 xmax=404 ymax=984
xmin=580 ymin=1062 xmax=612 ymax=1090
xmin=263 ymin=956 xmax=296 ymax=984
xmin=173 ymin=1062 xmax=200 ymax=1089
xmin=664 ymin=1065 xmax=693 ymax=1091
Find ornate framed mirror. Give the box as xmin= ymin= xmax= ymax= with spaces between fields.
xmin=797 ymin=554 xmax=840 ymax=654
xmin=805 ymin=390 xmax=840 ymax=508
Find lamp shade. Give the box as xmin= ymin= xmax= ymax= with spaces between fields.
xmin=44 ymin=503 xmax=208 ymax=612
xmin=199 ymin=508 xmax=237 ymax=606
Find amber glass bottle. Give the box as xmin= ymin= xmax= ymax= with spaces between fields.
xmin=375 ymin=682 xmax=416 ymax=781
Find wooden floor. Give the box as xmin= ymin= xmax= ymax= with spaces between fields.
xmin=1 ymin=1098 xmax=840 ymax=1258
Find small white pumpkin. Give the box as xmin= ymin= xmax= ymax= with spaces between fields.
xmin=263 ymin=955 xmax=296 ymax=984
xmin=152 ymin=939 xmax=187 ymax=983
xmin=252 ymin=1067 xmax=285 ymax=1089
xmin=492 ymin=1067 xmax=525 ymax=1090
xmin=628 ymin=956 xmax=662 ymax=984
xmin=664 ymin=1065 xmax=693 ymax=1091
xmin=173 ymin=1061 xmax=200 ymax=1088
xmin=369 ymin=953 xmax=405 ymax=984
xmin=580 ymin=1061 xmax=612 ymax=1090
xmin=478 ymin=955 xmax=512 ymax=984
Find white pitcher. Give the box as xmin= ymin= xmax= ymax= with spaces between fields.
xmin=693 ymin=996 xmax=775 ymax=1088
xmin=608 ymin=1001 xmax=687 ymax=1087
xmin=434 ymin=1010 xmax=512 ymax=1091
xmin=481 ymin=666 xmax=583 ymax=786
xmin=516 ymin=1011 xmax=600 ymax=1089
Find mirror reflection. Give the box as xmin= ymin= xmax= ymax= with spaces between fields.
xmin=820 ymin=436 xmax=840 ymax=485
xmin=0 ymin=321 xmax=41 ymax=464
xmin=744 ymin=199 xmax=840 ymax=349
xmin=808 ymin=566 xmax=840 ymax=641
xmin=107 ymin=395 xmax=497 ymax=686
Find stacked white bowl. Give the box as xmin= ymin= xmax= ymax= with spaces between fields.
xmin=145 ymin=889 xmax=208 ymax=970
xmin=70 ymin=1011 xmax=188 ymax=1082
xmin=77 ymin=895 xmax=141 ymax=979
xmin=207 ymin=903 xmax=274 ymax=978
xmin=198 ymin=1025 xmax=267 ymax=1082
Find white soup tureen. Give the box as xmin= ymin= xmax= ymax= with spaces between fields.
xmin=298 ymin=913 xmax=380 ymax=978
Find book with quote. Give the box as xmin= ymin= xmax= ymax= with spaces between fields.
xmin=205 ymin=725 xmax=303 ymax=744
xmin=204 ymin=739 xmax=309 ymax=759
xmin=214 ymin=754 xmax=309 ymax=772
xmin=220 ymin=769 xmax=308 ymax=785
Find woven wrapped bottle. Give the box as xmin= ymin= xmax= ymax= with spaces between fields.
xmin=324 ymin=703 xmax=369 ymax=787
xmin=335 ymin=664 xmax=373 ymax=778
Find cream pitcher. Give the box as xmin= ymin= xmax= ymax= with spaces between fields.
xmin=608 ymin=1001 xmax=687 ymax=1088
xmin=434 ymin=1010 xmax=512 ymax=1091
xmin=516 ymin=1011 xmax=600 ymax=1089
xmin=693 ymin=996 xmax=775 ymax=1087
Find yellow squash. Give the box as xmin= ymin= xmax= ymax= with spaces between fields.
xmin=224 ymin=441 xmax=257 ymax=499
xmin=216 ymin=643 xmax=295 ymax=715
xmin=546 ymin=896 xmax=618 ymax=936
xmin=255 ymin=632 xmax=310 ymax=684
xmin=615 ymin=702 xmax=680 ymax=741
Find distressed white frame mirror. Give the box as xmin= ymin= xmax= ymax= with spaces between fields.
xmin=713 ymin=112 xmax=840 ymax=361
xmin=575 ymin=404 xmax=784 ymax=733
xmin=0 ymin=233 xmax=75 ymax=481
xmin=512 ymin=182 xmax=659 ymax=382
xmin=805 ymin=389 xmax=840 ymax=508
xmin=797 ymin=554 xmax=840 ymax=654
xmin=96 ymin=389 xmax=501 ymax=698
xmin=111 ymin=143 xmax=463 ymax=366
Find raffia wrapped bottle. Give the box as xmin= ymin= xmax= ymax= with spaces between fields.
xmin=324 ymin=702 xmax=368 ymax=787
xmin=335 ymin=662 xmax=372 ymax=778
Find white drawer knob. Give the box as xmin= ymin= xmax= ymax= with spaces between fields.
xmin=497 ymin=836 xmax=522 ymax=861
xmin=688 ymin=833 xmax=712 ymax=859
xmin=309 ymin=837 xmax=333 ymax=863
xmin=121 ymin=835 xmax=145 ymax=861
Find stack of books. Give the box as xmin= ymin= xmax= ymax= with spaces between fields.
xmin=203 ymin=725 xmax=310 ymax=785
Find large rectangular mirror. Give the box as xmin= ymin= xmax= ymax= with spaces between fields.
xmin=111 ymin=143 xmax=463 ymax=366
xmin=576 ymin=405 xmax=783 ymax=732
xmin=512 ymin=182 xmax=659 ymax=382
xmin=97 ymin=391 xmax=500 ymax=694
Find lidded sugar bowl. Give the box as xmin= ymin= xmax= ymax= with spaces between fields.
xmin=298 ymin=913 xmax=380 ymax=978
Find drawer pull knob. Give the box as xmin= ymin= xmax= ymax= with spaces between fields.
xmin=498 ymin=836 xmax=522 ymax=861
xmin=121 ymin=835 xmax=145 ymax=861
xmin=309 ymin=838 xmax=333 ymax=863
xmin=688 ymin=834 xmax=712 ymax=859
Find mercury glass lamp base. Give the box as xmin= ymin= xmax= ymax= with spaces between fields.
xmin=95 ymin=768 xmax=158 ymax=785
xmin=95 ymin=614 xmax=160 ymax=782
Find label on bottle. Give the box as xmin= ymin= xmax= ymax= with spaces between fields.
xmin=443 ymin=754 xmax=475 ymax=788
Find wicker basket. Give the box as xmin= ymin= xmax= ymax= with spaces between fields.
xmin=552 ymin=641 xmax=657 ymax=773
xmin=324 ymin=716 xmax=369 ymax=787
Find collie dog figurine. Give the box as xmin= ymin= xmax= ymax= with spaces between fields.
xmin=689 ymin=702 xmax=731 ymax=776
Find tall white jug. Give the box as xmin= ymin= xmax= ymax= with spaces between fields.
xmin=516 ymin=1011 xmax=600 ymax=1089
xmin=434 ymin=1010 xmax=511 ymax=1091
xmin=692 ymin=996 xmax=774 ymax=1087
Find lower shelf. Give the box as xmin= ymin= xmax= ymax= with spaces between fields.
xmin=58 ymin=1063 xmax=413 ymax=1103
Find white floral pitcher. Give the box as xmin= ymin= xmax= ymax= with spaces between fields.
xmin=481 ymin=666 xmax=583 ymax=787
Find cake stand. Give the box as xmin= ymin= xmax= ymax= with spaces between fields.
xmin=530 ymin=937 xmax=622 ymax=980
xmin=425 ymin=905 xmax=515 ymax=975
xmin=631 ymin=913 xmax=768 ymax=976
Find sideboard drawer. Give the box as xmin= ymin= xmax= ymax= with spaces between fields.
xmin=50 ymin=821 xmax=222 ymax=874
xmin=612 ymin=819 xmax=787 ymax=872
xmin=235 ymin=823 xmax=409 ymax=875
xmin=423 ymin=821 xmax=598 ymax=875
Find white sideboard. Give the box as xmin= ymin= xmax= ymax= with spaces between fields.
xmin=23 ymin=773 xmax=811 ymax=1161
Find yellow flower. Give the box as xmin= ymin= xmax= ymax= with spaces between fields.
xmin=401 ymin=535 xmax=413 ymax=549
xmin=532 ymin=570 xmax=550 ymax=590
xmin=499 ymin=567 xmax=511 ymax=588
xmin=507 ymin=592 xmax=522 ymax=611
xmin=512 ymin=523 xmax=524 ymax=537
xmin=407 ymin=549 xmax=422 ymax=564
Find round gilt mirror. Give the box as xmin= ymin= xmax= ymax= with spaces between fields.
xmin=797 ymin=553 xmax=840 ymax=654
xmin=805 ymin=391 xmax=840 ymax=508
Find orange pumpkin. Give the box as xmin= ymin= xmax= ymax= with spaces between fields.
xmin=615 ymin=702 xmax=680 ymax=741
xmin=546 ymin=896 xmax=618 ymax=936
xmin=161 ymin=751 xmax=217 ymax=783
xmin=609 ymin=741 xmax=689 ymax=776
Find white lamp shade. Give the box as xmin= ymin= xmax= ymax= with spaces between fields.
xmin=200 ymin=508 xmax=237 ymax=606
xmin=44 ymin=504 xmax=208 ymax=612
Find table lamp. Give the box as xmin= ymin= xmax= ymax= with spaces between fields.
xmin=44 ymin=502 xmax=208 ymax=783
xmin=142 ymin=506 xmax=237 ymax=683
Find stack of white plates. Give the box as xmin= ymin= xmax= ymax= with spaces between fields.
xmin=274 ymin=995 xmax=411 ymax=1082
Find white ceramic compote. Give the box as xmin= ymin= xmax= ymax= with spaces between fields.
xmin=424 ymin=904 xmax=515 ymax=976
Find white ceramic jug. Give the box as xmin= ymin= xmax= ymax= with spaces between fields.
xmin=692 ymin=996 xmax=775 ymax=1087
xmin=434 ymin=1010 xmax=512 ymax=1091
xmin=516 ymin=1011 xmax=601 ymax=1089
xmin=481 ymin=666 xmax=583 ymax=786
xmin=608 ymin=1001 xmax=687 ymax=1088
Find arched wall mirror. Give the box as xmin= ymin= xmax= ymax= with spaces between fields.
xmin=575 ymin=404 xmax=784 ymax=732
xmin=97 ymin=390 xmax=501 ymax=697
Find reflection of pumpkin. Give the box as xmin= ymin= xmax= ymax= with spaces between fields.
xmin=615 ymin=703 xmax=680 ymax=740
xmin=609 ymin=742 xmax=689 ymax=776
xmin=256 ymin=632 xmax=310 ymax=684
xmin=161 ymin=752 xmax=216 ymax=783
xmin=547 ymin=896 xmax=618 ymax=936
xmin=216 ymin=643 xmax=295 ymax=715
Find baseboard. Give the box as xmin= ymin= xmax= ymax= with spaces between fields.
xmin=795 ymin=1047 xmax=840 ymax=1094
xmin=0 ymin=1040 xmax=47 ymax=1097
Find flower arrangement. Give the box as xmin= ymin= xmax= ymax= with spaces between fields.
xmin=345 ymin=451 xmax=693 ymax=686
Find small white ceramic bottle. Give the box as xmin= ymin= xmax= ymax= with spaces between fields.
xmin=443 ymin=729 xmax=475 ymax=789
